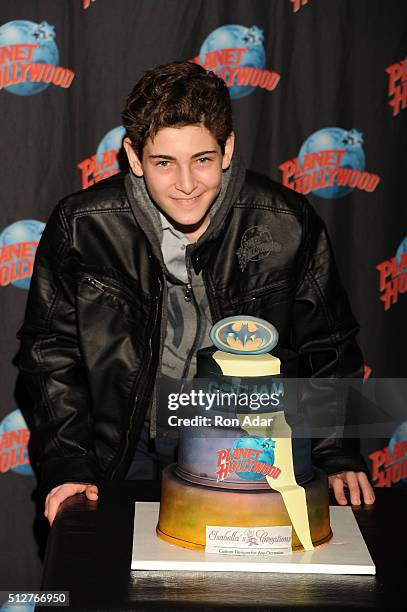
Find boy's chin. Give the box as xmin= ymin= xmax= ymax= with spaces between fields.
xmin=172 ymin=215 xmax=208 ymax=232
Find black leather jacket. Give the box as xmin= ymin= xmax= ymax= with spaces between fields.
xmin=18 ymin=170 xmax=367 ymax=498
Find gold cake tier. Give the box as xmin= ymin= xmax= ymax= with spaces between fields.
xmin=157 ymin=464 xmax=332 ymax=552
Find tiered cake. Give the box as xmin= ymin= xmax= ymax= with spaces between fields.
xmin=157 ymin=317 xmax=332 ymax=552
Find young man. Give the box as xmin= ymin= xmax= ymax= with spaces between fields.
xmin=18 ymin=61 xmax=374 ymax=526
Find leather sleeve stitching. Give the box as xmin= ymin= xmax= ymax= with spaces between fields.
xmin=306 ymin=269 xmax=335 ymax=333
xmin=306 ymin=269 xmax=345 ymax=373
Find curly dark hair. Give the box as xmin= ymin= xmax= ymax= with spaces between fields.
xmin=121 ymin=61 xmax=233 ymax=159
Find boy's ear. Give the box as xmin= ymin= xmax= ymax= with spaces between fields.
xmin=222 ymin=132 xmax=235 ymax=170
xmin=123 ymin=138 xmax=144 ymax=176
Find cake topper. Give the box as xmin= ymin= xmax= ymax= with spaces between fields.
xmin=210 ymin=315 xmax=279 ymax=355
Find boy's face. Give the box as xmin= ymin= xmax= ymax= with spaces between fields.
xmin=124 ymin=124 xmax=234 ymax=234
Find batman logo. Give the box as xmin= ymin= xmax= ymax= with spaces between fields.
xmin=219 ymin=322 xmax=267 ymax=351
xmin=210 ymin=316 xmax=278 ymax=355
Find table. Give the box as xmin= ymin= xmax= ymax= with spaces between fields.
xmin=40 ymin=483 xmax=407 ymax=611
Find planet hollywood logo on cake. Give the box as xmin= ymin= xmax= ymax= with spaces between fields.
xmin=0 ymin=409 xmax=33 ymax=476
xmin=0 ymin=220 xmax=45 ymax=289
xmin=191 ymin=24 xmax=280 ymax=99
xmin=216 ymin=437 xmax=281 ymax=482
xmin=279 ymin=127 xmax=380 ymax=198
xmin=368 ymin=422 xmax=407 ymax=488
xmin=290 ymin=0 xmax=309 ymax=13
xmin=0 ymin=20 xmax=75 ymax=95
xmin=386 ymin=57 xmax=406 ymax=117
xmin=77 ymin=125 xmax=126 ymax=189
xmin=236 ymin=225 xmax=281 ymax=272
xmin=376 ymin=236 xmax=407 ymax=311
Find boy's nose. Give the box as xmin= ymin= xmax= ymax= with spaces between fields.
xmin=175 ymin=167 xmax=198 ymax=195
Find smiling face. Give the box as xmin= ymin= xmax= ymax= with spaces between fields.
xmin=124 ymin=124 xmax=234 ymax=241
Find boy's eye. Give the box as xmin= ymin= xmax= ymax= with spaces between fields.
xmin=155 ymin=157 xmax=213 ymax=167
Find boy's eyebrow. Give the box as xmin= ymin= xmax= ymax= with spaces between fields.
xmin=192 ymin=150 xmax=217 ymax=158
xmin=148 ymin=150 xmax=217 ymax=160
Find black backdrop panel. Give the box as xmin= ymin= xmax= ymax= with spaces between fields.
xmin=0 ymin=0 xmax=406 ymax=593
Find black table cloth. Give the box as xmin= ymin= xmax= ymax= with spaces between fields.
xmin=40 ymin=482 xmax=407 ymax=611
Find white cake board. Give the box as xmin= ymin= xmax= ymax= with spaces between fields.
xmin=131 ymin=502 xmax=375 ymax=575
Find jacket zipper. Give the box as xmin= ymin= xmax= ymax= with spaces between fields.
xmin=83 ymin=275 xmax=137 ymax=303
xmin=106 ymin=276 xmax=162 ymax=479
xmin=181 ymin=251 xmax=201 ymax=379
xmin=202 ymin=267 xmax=221 ymax=323
xmin=230 ymin=278 xmax=290 ymax=306
xmin=84 ymin=276 xmax=106 ymax=292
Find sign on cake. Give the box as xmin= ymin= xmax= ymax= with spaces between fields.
xmin=205 ymin=525 xmax=292 ymax=556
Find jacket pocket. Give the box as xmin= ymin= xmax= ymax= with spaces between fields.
xmin=76 ymin=272 xmax=154 ymax=404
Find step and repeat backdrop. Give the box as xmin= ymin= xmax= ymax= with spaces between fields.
xmin=0 ymin=0 xmax=406 ymax=593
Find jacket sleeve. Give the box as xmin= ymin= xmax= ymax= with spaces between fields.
xmin=291 ymin=201 xmax=368 ymax=475
xmin=17 ymin=203 xmax=100 ymax=499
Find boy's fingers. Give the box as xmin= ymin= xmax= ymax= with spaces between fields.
xmin=85 ymin=484 xmax=99 ymax=500
xmin=44 ymin=483 xmax=95 ymax=525
xmin=329 ymin=475 xmax=348 ymax=505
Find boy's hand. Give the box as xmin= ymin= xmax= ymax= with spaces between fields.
xmin=328 ymin=471 xmax=375 ymax=506
xmin=45 ymin=483 xmax=99 ymax=525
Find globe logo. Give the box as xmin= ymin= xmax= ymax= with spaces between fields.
xmin=83 ymin=0 xmax=97 ymax=9
xmin=298 ymin=127 xmax=366 ymax=199
xmin=230 ymin=436 xmax=275 ymax=481
xmin=0 ymin=220 xmax=45 ymax=290
xmin=388 ymin=421 xmax=407 ymax=485
xmin=77 ymin=125 xmax=126 ymax=189
xmin=96 ymin=125 xmax=126 ymax=172
xmin=236 ymin=224 xmax=281 ymax=271
xmin=0 ymin=604 xmax=35 ymax=612
xmin=198 ymin=25 xmax=266 ymax=99
xmin=395 ymin=236 xmax=407 ymax=271
xmin=210 ymin=316 xmax=279 ymax=355
xmin=0 ymin=409 xmax=33 ymax=476
xmin=0 ymin=20 xmax=59 ymax=95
